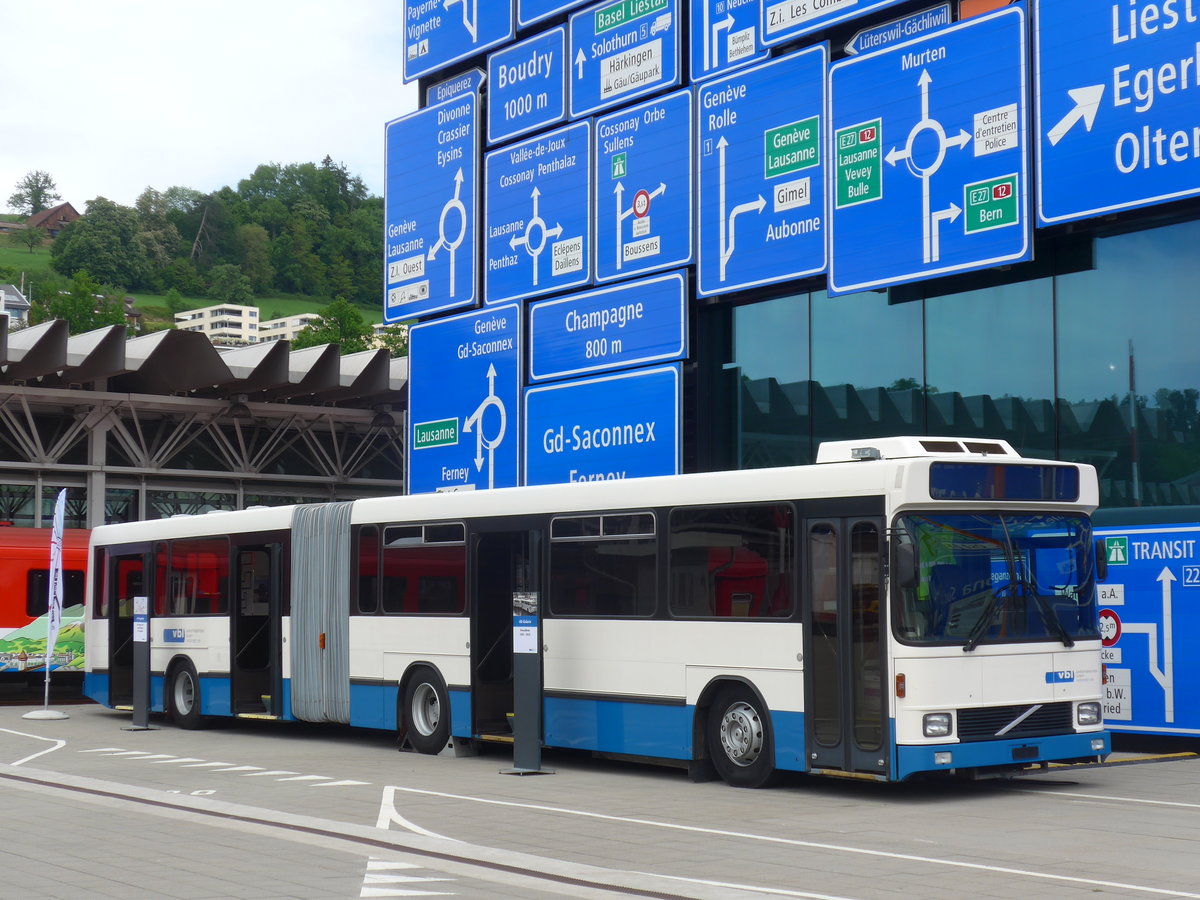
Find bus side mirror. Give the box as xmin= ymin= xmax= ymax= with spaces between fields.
xmin=894 ymin=542 xmax=917 ymax=589
xmin=1095 ymin=539 xmax=1108 ymax=582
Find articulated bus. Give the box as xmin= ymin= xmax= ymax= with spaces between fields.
xmin=84 ymin=437 xmax=1109 ymax=785
xmin=1 ymin=526 xmax=90 ymax=684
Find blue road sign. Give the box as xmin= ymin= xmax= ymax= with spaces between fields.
xmin=1094 ymin=524 xmax=1200 ymax=737
xmin=404 ymin=0 xmax=514 ymax=82
xmin=384 ymin=95 xmax=478 ymax=321
xmin=761 ymin=0 xmax=906 ymax=48
xmin=519 ymin=0 xmax=589 ymax=28
xmin=408 ymin=305 xmax=521 ymax=494
xmin=828 ymin=7 xmax=1031 ymax=295
xmin=484 ymin=120 xmax=593 ymax=304
xmin=426 ymin=68 xmax=486 ymax=107
xmin=697 ymin=46 xmax=828 ymax=297
xmin=569 ymin=0 xmax=681 ymax=118
xmin=689 ymin=0 xmax=769 ymax=82
xmin=528 ymin=271 xmax=687 ymax=382
xmin=1035 ymin=0 xmax=1200 ymax=225
xmin=594 ymin=90 xmax=693 ymax=282
xmin=488 ymin=27 xmax=567 ymax=145
xmin=524 ymin=364 xmax=681 ymax=485
xmin=845 ymin=3 xmax=951 ymax=56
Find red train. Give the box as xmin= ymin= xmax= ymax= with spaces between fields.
xmin=0 ymin=526 xmax=90 ymax=683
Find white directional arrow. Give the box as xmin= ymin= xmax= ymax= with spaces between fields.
xmin=462 ymin=364 xmax=507 ymax=487
xmin=721 ymin=195 xmax=766 ymax=276
xmin=885 ymin=145 xmax=909 ymax=167
xmin=945 ymin=128 xmax=971 ymax=151
xmin=918 ymin=69 xmax=932 ymax=121
xmin=443 ymin=0 xmax=478 ymax=42
xmin=1046 ymin=84 xmax=1105 ymax=146
xmin=928 ymin=202 xmax=962 ymax=263
xmin=710 ymin=13 xmax=735 ymax=70
xmin=575 ymin=47 xmax=586 ymax=79
xmin=427 ymin=167 xmax=467 ymax=297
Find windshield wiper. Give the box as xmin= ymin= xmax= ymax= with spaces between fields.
xmin=962 ymin=588 xmax=1004 ymax=652
xmin=1015 ymin=557 xmax=1075 ymax=648
xmin=964 ymin=517 xmax=1021 ymax=653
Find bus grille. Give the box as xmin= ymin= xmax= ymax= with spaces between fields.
xmin=957 ymin=702 xmax=1073 ymax=742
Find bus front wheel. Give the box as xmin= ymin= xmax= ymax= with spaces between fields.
xmin=168 ymin=661 xmax=206 ymax=730
xmin=707 ymin=684 xmax=775 ymax=788
xmin=403 ymin=667 xmax=450 ymax=754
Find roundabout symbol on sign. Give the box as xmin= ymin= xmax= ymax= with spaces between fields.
xmin=1099 ymin=608 xmax=1121 ymax=647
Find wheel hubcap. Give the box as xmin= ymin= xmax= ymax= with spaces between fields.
xmin=719 ymin=701 xmax=763 ymax=767
xmin=411 ymin=682 xmax=440 ymax=736
xmin=174 ymin=673 xmax=194 ymax=714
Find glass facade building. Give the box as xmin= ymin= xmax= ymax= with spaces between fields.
xmin=696 ymin=215 xmax=1200 ymax=514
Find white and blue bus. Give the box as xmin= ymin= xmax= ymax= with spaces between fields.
xmin=84 ymin=437 xmax=1109 ymax=785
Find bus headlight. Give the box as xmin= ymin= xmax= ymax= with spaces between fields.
xmin=923 ymin=712 xmax=953 ymax=737
xmin=1077 ymin=702 xmax=1101 ymax=726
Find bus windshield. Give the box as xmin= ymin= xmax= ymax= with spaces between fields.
xmin=893 ymin=513 xmax=1099 ymax=648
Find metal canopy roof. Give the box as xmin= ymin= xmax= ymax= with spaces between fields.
xmin=0 ymin=320 xmax=406 ymax=411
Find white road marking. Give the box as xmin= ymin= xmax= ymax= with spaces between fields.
xmin=360 ymin=858 xmax=455 ymax=898
xmin=633 ymin=872 xmax=860 ymax=900
xmin=316 ymin=779 xmax=371 ymax=787
xmin=376 ymin=786 xmax=459 ymax=841
xmin=1017 ymin=787 xmax=1200 ymax=810
xmin=390 ymin=786 xmax=1200 ymax=899
xmin=276 ymin=774 xmax=330 ymax=782
xmin=2 ymin=728 xmax=66 ymax=767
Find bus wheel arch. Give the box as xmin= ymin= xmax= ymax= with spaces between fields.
xmin=166 ymin=656 xmax=207 ymax=730
xmin=697 ymin=678 xmax=775 ymax=788
xmin=399 ymin=664 xmax=450 ymax=755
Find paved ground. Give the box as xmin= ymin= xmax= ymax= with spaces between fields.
xmin=3 ymin=703 xmax=1200 ymax=899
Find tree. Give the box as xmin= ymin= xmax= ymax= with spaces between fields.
xmin=8 ymin=170 xmax=61 ymax=216
xmin=164 ymin=288 xmax=190 ymax=316
xmin=8 ymin=226 xmax=46 ymax=253
xmin=50 ymin=197 xmax=148 ymax=288
xmin=375 ymin=323 xmax=409 ymax=358
xmin=290 ymin=298 xmax=374 ymax=353
xmin=236 ymin=223 xmax=274 ymax=292
xmin=29 ymin=270 xmax=126 ymax=335
xmin=207 ymin=263 xmax=254 ymax=305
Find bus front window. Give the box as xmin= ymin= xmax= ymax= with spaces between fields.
xmin=893 ymin=513 xmax=1100 ymax=647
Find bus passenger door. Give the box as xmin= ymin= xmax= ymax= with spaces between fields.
xmin=471 ymin=528 xmax=541 ymax=740
xmin=804 ymin=517 xmax=887 ymax=777
xmin=107 ymin=549 xmax=148 ymax=708
xmin=231 ymin=543 xmax=282 ymax=716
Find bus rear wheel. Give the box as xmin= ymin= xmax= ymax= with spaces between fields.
xmin=707 ymin=684 xmax=775 ymax=788
xmin=403 ymin=667 xmax=449 ymax=755
xmin=168 ymin=661 xmax=207 ymax=730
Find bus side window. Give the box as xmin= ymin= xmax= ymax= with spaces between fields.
xmin=669 ymin=504 xmax=795 ymax=619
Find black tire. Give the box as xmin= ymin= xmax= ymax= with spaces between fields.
xmin=403 ymin=667 xmax=450 ymax=754
xmin=706 ymin=684 xmax=775 ymax=788
xmin=168 ymin=660 xmax=207 ymax=730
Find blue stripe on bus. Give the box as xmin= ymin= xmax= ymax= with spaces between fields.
xmin=545 ymin=695 xmax=692 ymax=759
xmin=895 ymin=731 xmax=1110 ymax=779
xmin=771 ymin=709 xmax=806 ymax=772
xmin=84 ymin=671 xmax=108 ymax=705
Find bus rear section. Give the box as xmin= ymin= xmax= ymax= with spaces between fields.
xmin=0 ymin=526 xmax=89 ymax=685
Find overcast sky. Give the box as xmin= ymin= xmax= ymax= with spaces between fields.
xmin=1 ymin=1 xmax=419 ymax=212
